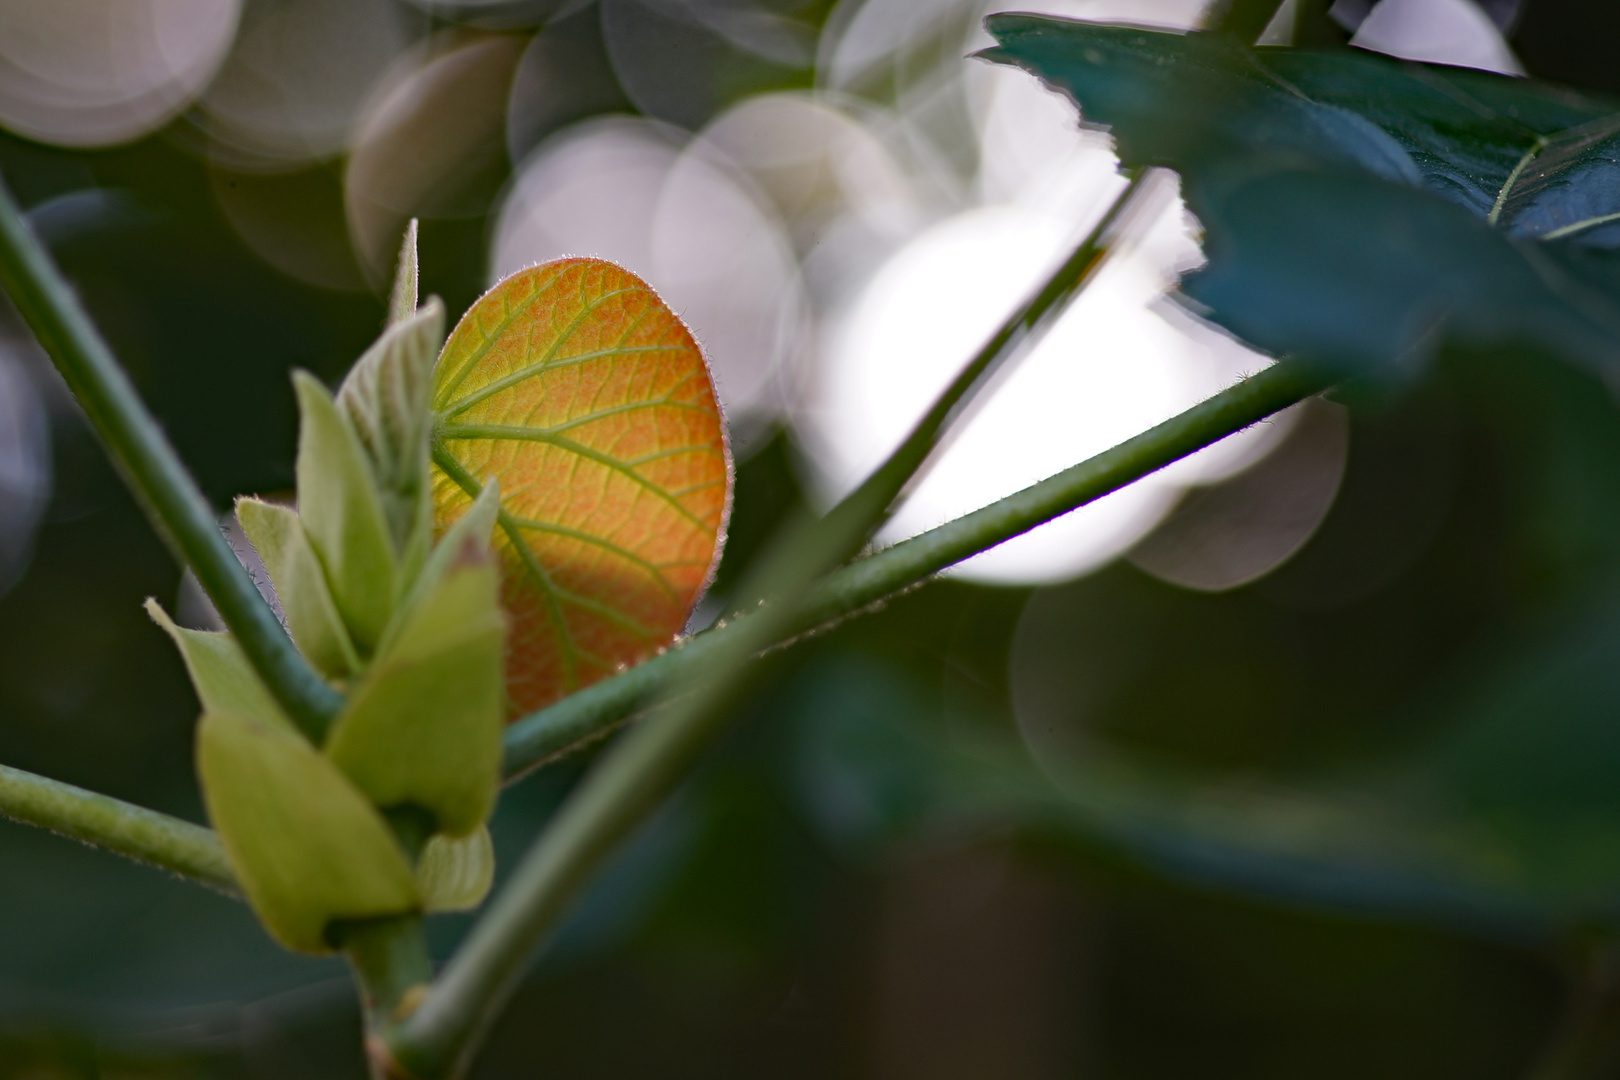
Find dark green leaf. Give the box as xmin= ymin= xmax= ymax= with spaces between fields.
xmin=981 ymin=16 xmax=1620 ymax=376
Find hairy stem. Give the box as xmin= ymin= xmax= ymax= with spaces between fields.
xmin=502 ymin=357 xmax=1332 ymax=779
xmin=0 ymin=179 xmax=343 ymax=742
xmin=0 ymin=762 xmax=235 ymax=892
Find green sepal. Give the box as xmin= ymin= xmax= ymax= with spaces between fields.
xmin=335 ymin=298 xmax=444 ymax=556
xmin=417 ymin=825 xmax=495 ymax=912
xmin=198 ymin=709 xmax=420 ymax=953
xmin=293 ymin=370 xmax=399 ymax=655
xmin=235 ymin=497 xmax=362 ymax=681
xmin=145 ymin=600 xmax=293 ymax=734
xmin=323 ymin=501 xmax=506 ymax=836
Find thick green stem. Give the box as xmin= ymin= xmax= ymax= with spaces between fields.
xmin=338 ymin=914 xmax=436 ymax=1080
xmin=502 ymin=358 xmax=1333 ymax=779
xmin=0 ymin=762 xmax=235 ymax=892
xmin=0 ymin=179 xmax=343 ymax=742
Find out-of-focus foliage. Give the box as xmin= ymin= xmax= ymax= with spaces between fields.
xmin=6 ymin=0 xmax=1620 ymax=1077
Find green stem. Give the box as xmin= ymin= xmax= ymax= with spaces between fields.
xmin=1205 ymin=0 xmax=1291 ymax=40
xmin=498 ymin=170 xmax=1168 ymax=778
xmin=0 ymin=762 xmax=235 ymax=892
xmin=502 ymin=358 xmax=1332 ymax=779
xmin=393 ymin=169 xmax=1165 ymax=1080
xmin=404 ymin=357 xmax=1333 ymax=1077
xmin=816 ymin=169 xmax=1163 ymax=546
xmin=0 ymin=179 xmax=343 ymax=743
xmin=338 ymin=914 xmax=436 ymax=1080
xmin=0 ymin=356 xmax=1326 ymax=919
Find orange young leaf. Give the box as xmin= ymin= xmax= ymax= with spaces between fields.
xmin=431 ymin=258 xmax=731 ymax=715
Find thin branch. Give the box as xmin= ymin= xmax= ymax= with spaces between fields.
xmin=0 ymin=762 xmax=235 ymax=893
xmin=0 ymin=179 xmax=343 ymax=742
xmin=502 ymin=357 xmax=1334 ymax=779
xmin=814 ymin=169 xmax=1168 ymax=557
xmin=404 ymin=347 xmax=1331 ymax=1077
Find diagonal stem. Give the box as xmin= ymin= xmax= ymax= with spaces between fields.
xmin=401 ymin=359 xmax=1332 ymax=1078
xmin=500 ymin=358 xmax=1332 ymax=780
xmin=0 ymin=179 xmax=343 ymax=742
xmin=390 ymin=172 xmax=1169 ymax=1079
xmin=0 ymin=762 xmax=235 ymax=892
xmin=501 ymin=170 xmax=1172 ymax=776
xmin=1 ymin=359 xmax=1331 ymax=907
xmin=394 ymin=175 xmax=1327 ymax=1074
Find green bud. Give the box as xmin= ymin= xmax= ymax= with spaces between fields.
xmin=198 ymin=708 xmax=421 ymax=953
xmin=323 ymin=483 xmax=506 ymax=837
xmin=235 ymin=497 xmax=361 ymax=681
xmin=335 ymin=298 xmax=444 ymax=558
xmin=293 ymin=371 xmax=399 ymax=655
xmin=417 ymin=825 xmax=495 ymax=912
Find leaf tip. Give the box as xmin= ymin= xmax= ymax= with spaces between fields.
xmin=388 ymin=219 xmax=420 ymax=327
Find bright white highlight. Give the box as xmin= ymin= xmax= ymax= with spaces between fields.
xmin=805 ymin=203 xmax=1209 ymax=585
xmin=0 ymin=0 xmax=240 ymax=148
xmin=1352 ymin=0 xmax=1524 ymax=75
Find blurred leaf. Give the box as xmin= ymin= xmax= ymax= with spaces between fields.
xmin=235 ymin=497 xmax=362 ymax=681
xmin=787 ymin=629 xmax=1620 ymax=938
xmin=981 ymin=17 xmax=1620 ymax=375
xmin=417 ymin=826 xmax=495 ymax=913
xmin=431 ymin=258 xmax=730 ymax=714
xmin=198 ymin=710 xmax=418 ymax=954
xmin=293 ymin=371 xmax=399 ymax=655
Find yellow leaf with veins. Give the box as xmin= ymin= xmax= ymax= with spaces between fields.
xmin=431 ymin=258 xmax=731 ymax=715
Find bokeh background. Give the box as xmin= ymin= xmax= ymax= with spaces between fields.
xmin=4 ymin=0 xmax=1620 ymax=1075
